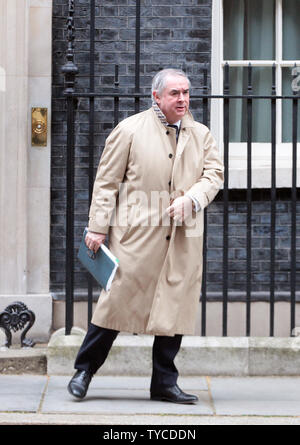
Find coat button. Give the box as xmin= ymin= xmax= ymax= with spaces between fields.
xmin=168 ymin=180 xmax=171 ymax=186
xmin=166 ymin=235 xmax=171 ymax=241
xmin=166 ymin=130 xmax=170 ymax=135
xmin=169 ymin=153 xmax=173 ymax=158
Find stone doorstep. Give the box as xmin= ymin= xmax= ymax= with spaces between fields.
xmin=0 ymin=346 xmax=47 ymax=375
xmin=47 ymin=330 xmax=300 ymax=377
xmin=2 ymin=334 xmax=300 ymax=376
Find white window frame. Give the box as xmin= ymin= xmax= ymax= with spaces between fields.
xmin=211 ymin=0 xmax=300 ymax=188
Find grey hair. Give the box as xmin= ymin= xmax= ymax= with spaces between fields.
xmin=151 ymin=68 xmax=191 ymax=99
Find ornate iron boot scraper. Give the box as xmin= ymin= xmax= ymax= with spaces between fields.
xmin=0 ymin=302 xmax=36 ymax=348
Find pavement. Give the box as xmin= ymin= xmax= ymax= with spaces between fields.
xmin=1 ymin=374 xmax=300 ymax=425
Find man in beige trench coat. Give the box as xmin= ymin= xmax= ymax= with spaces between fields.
xmin=68 ymin=68 xmax=224 ymax=404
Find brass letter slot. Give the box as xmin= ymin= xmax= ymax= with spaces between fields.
xmin=32 ymin=107 xmax=47 ymax=146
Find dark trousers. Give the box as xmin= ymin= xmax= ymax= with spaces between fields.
xmin=74 ymin=323 xmax=182 ymax=391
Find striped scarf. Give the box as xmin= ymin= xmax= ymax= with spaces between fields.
xmin=152 ymin=101 xmax=168 ymax=127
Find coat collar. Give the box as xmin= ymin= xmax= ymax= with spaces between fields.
xmin=151 ymin=104 xmax=194 ymax=159
xmin=151 ymin=103 xmax=195 ymax=130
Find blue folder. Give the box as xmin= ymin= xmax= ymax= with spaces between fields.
xmin=77 ymin=228 xmax=119 ymax=291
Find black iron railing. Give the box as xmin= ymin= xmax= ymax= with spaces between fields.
xmin=61 ymin=0 xmax=299 ymax=337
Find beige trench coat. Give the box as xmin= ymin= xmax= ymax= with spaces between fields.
xmin=88 ymin=107 xmax=224 ymax=336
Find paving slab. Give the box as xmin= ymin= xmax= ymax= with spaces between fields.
xmin=3 ymin=374 xmax=300 ymax=422
xmin=0 ymin=375 xmax=47 ymax=412
xmin=1 ymin=412 xmax=300 ymax=425
xmin=42 ymin=376 xmax=212 ymax=415
xmin=210 ymin=376 xmax=300 ymax=416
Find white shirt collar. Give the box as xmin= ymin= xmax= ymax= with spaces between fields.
xmin=168 ymin=120 xmax=181 ymax=129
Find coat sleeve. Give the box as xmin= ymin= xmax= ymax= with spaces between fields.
xmin=186 ymin=128 xmax=224 ymax=210
xmin=88 ymin=123 xmax=132 ymax=234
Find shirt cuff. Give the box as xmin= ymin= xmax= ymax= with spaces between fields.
xmin=185 ymin=193 xmax=201 ymax=212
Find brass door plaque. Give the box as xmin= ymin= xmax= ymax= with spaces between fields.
xmin=32 ymin=107 xmax=47 ymax=146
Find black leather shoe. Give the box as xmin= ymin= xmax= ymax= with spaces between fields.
xmin=67 ymin=370 xmax=93 ymax=399
xmin=150 ymin=384 xmax=198 ymax=404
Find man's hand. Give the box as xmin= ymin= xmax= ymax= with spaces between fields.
xmin=166 ymin=195 xmax=194 ymax=224
xmin=85 ymin=231 xmax=106 ymax=253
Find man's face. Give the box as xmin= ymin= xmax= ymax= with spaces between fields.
xmin=153 ymin=75 xmax=190 ymax=124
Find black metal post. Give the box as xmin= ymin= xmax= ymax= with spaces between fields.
xmin=291 ymin=66 xmax=298 ymax=335
xmin=223 ymin=63 xmax=230 ymax=337
xmin=246 ymin=63 xmax=253 ymax=336
xmin=135 ymin=0 xmax=141 ymax=114
xmin=270 ymin=64 xmax=276 ymax=336
xmin=87 ymin=0 xmax=96 ymax=326
xmin=65 ymin=96 xmax=75 ymax=335
xmin=201 ymin=65 xmax=208 ymax=336
xmin=114 ymin=65 xmax=120 ymax=127
xmin=61 ymin=0 xmax=78 ymax=335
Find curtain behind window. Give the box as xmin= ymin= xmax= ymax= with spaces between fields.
xmin=224 ymin=0 xmax=275 ymax=61
xmin=224 ymin=0 xmax=275 ymax=142
xmin=282 ymin=0 xmax=300 ymax=142
xmin=283 ymin=0 xmax=300 ymax=61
